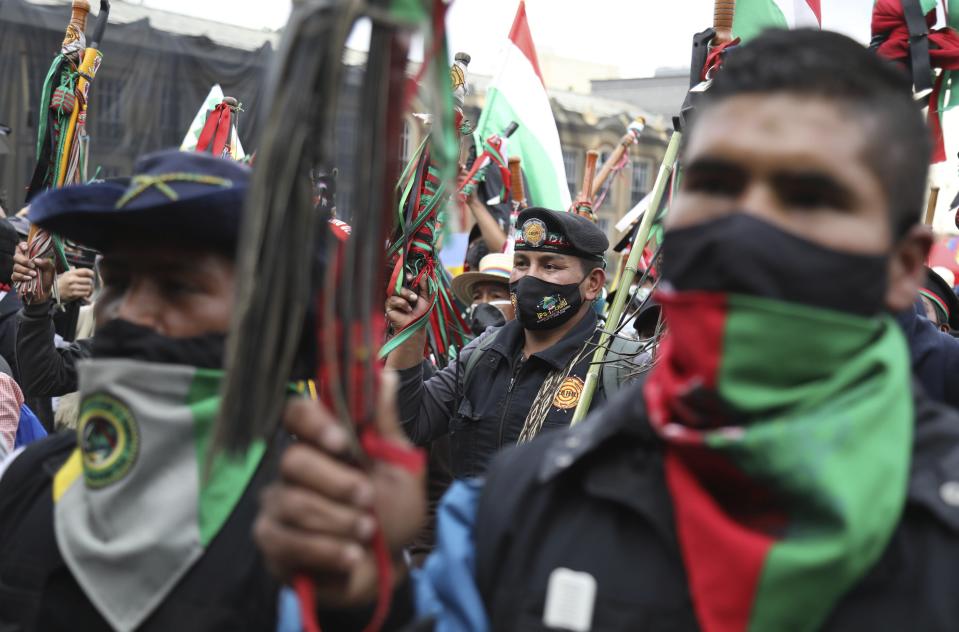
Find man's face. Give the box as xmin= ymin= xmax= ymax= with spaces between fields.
xmin=672 ymin=95 xmax=889 ymax=252
xmin=512 ymin=251 xmax=605 ymax=303
xmin=512 ymin=251 xmax=582 ymax=284
xmin=471 ymin=281 xmax=514 ymax=321
xmin=98 ymin=244 xmax=236 ymax=338
xmin=669 ymin=94 xmax=926 ymax=312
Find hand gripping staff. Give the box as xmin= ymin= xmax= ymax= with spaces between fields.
xmin=570 ymin=0 xmax=735 ymax=424
xmin=213 ymin=1 xmax=456 ymax=631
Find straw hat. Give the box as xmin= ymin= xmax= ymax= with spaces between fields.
xmin=451 ymin=252 xmax=512 ymax=305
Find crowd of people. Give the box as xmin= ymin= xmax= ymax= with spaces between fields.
xmin=0 ymin=21 xmax=959 ymax=632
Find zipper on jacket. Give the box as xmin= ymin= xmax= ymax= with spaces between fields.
xmin=497 ymin=358 xmax=525 ymax=448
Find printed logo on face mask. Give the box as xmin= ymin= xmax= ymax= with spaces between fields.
xmin=553 ymin=376 xmax=585 ymax=410
xmin=536 ymin=293 xmax=570 ymax=322
xmin=522 ymin=218 xmax=548 ymax=248
xmin=79 ymin=393 xmax=140 ymax=489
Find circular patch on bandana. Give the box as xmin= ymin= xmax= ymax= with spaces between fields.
xmin=79 ymin=393 xmax=139 ymax=489
xmin=553 ymin=376 xmax=585 ymax=410
xmin=522 ymin=218 xmax=547 ymax=248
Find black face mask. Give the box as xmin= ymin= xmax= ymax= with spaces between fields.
xmin=509 ymin=275 xmax=584 ymax=331
xmin=661 ymin=214 xmax=889 ymax=317
xmin=468 ymin=302 xmax=507 ymax=335
xmin=92 ymin=319 xmax=226 ymax=369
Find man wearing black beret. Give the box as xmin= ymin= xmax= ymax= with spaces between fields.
xmin=383 ymin=206 xmax=612 ymax=478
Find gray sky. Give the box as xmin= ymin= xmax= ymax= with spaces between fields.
xmin=141 ymin=0 xmax=876 ymax=78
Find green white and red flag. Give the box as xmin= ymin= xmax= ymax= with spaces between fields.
xmin=475 ymin=1 xmax=570 ymax=212
xmin=733 ymin=0 xmax=821 ymax=41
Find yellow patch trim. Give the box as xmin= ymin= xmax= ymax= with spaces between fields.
xmin=53 ymin=449 xmax=83 ymax=502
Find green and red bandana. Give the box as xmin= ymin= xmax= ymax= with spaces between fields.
xmin=644 ymin=290 xmax=912 ymax=632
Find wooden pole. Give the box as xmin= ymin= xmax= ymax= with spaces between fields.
xmin=63 ymin=0 xmax=91 ymax=49
xmin=591 ymin=118 xmax=644 ymax=196
xmin=509 ymin=156 xmax=526 ymax=207
xmin=581 ymin=150 xmax=599 ymax=202
xmin=713 ymin=0 xmax=736 ymax=45
xmin=54 ymin=1 xmax=92 ymax=187
xmin=925 ymin=187 xmax=940 ymax=226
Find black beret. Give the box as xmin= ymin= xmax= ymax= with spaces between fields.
xmin=514 ymin=207 xmax=608 ymax=262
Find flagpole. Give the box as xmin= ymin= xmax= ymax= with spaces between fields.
xmin=571 ymin=130 xmax=681 ymax=425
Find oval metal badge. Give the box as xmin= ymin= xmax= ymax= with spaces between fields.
xmin=522 ymin=218 xmax=547 ymax=248
xmin=79 ymin=393 xmax=140 ymax=489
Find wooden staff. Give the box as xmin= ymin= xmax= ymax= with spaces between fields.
xmin=591 ymin=117 xmax=645 ymax=196
xmin=925 ymin=186 xmax=940 ymax=226
xmin=63 ymin=0 xmax=91 ymax=49
xmin=714 ymin=0 xmax=736 ymax=45
xmin=582 ymin=150 xmax=599 ymax=202
xmin=59 ymin=2 xmax=110 ymax=186
xmin=571 ymin=150 xmax=599 ymax=220
xmin=54 ymin=0 xmax=91 ymax=187
xmin=509 ymin=156 xmax=526 ymax=208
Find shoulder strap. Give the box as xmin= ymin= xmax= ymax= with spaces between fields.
xmin=462 ymin=329 xmax=501 ymax=389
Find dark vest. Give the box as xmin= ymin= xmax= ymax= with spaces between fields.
xmin=0 ymin=431 xmax=283 ymax=631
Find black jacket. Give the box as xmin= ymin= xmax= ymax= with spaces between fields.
xmin=397 ymin=309 xmax=603 ymax=479
xmin=462 ymin=381 xmax=959 ymax=631
xmin=0 ymin=431 xmax=284 ymax=631
xmin=15 ymin=301 xmax=92 ymax=398
xmin=0 ymin=290 xmax=22 ymax=378
xmin=897 ymin=298 xmax=959 ymax=411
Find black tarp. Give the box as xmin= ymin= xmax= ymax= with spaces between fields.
xmin=0 ymin=0 xmax=273 ymax=210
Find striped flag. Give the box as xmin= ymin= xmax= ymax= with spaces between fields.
xmin=475 ymin=1 xmax=570 ymax=212
xmin=733 ymin=0 xmax=822 ymax=42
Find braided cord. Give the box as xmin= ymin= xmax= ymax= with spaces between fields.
xmin=115 ymin=173 xmax=233 ymax=208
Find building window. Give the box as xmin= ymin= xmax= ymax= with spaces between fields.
xmin=630 ymin=158 xmax=653 ymax=207
xmin=562 ymin=148 xmax=579 ymax=198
